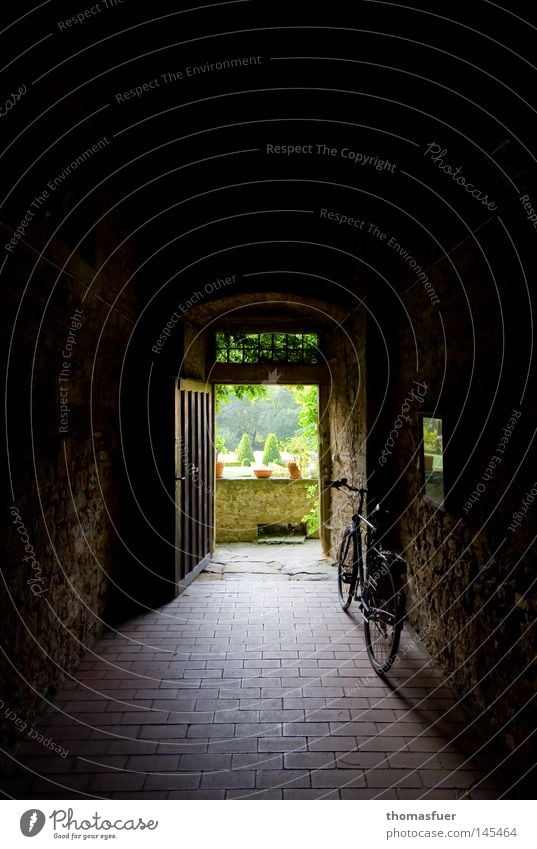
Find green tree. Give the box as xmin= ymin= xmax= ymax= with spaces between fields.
xmin=284 ymin=386 xmax=319 ymax=472
xmin=302 ymin=483 xmax=320 ymax=535
xmin=236 ymin=433 xmax=255 ymax=466
xmin=257 ymin=386 xmax=301 ymax=443
xmin=215 ymin=384 xmax=267 ymax=411
xmin=262 ymin=433 xmax=281 ymax=465
xmin=216 ymin=425 xmax=236 ymax=452
xmin=216 ymin=385 xmax=300 ymax=447
xmin=291 ymin=385 xmax=318 ymax=442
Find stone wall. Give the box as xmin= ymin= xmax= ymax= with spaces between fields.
xmin=0 ymin=210 xmax=139 ymax=747
xmin=324 ymin=307 xmax=367 ymax=556
xmin=367 ymin=211 xmax=537 ymax=773
xmin=215 ymin=479 xmax=318 ymax=543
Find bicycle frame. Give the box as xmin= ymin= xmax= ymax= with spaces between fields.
xmin=336 ymin=484 xmax=378 ymax=604
xmin=330 ymin=476 xmax=405 ymax=674
xmin=348 ymin=496 xmax=366 ymax=596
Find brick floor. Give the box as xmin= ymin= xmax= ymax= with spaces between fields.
xmin=0 ymin=557 xmax=518 ymax=800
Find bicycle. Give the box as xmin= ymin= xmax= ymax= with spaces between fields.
xmin=328 ymin=478 xmax=406 ymax=675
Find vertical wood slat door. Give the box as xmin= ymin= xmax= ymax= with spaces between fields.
xmin=175 ymin=379 xmax=214 ymax=586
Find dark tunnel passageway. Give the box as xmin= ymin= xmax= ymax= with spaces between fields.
xmin=1 ymin=0 xmax=536 ymax=804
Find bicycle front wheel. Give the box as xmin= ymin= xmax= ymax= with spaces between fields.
xmin=337 ymin=529 xmax=358 ymax=611
xmin=363 ymin=555 xmax=403 ymax=674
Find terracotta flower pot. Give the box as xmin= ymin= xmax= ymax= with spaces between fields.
xmin=423 ymin=453 xmax=434 ymax=473
xmin=288 ymin=462 xmax=301 ymax=480
xmin=216 ymin=461 xmax=225 ymax=479
xmin=253 ymin=468 xmax=273 ymax=479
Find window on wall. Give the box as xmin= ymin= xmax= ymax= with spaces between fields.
xmin=215 ymin=332 xmax=319 ymax=364
xmin=421 ymin=415 xmax=444 ymax=506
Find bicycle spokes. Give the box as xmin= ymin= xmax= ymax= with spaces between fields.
xmin=364 ymin=567 xmax=403 ymax=675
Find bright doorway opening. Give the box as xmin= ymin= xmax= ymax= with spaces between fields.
xmin=214 ymin=384 xmax=320 ymax=547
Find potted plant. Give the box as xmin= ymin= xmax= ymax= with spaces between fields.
xmin=253 ymin=465 xmax=273 ymax=479
xmin=287 ymin=459 xmax=301 ymax=480
xmin=215 ymin=435 xmax=226 ymax=479
xmin=284 ymin=434 xmax=312 ymax=480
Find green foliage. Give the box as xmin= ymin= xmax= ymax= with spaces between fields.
xmin=423 ymin=429 xmax=437 ymax=453
xmin=285 ymin=387 xmax=319 ymax=475
xmin=215 ymin=384 xmax=319 ymax=475
xmin=285 ymin=433 xmax=311 ymax=471
xmin=236 ymin=433 xmax=255 ymax=466
xmin=216 ymin=332 xmax=319 ymax=364
xmin=216 ymin=385 xmax=301 ymax=447
xmin=215 ymin=434 xmax=226 ymax=456
xmin=215 ymin=384 xmax=267 ymax=412
xmin=291 ymin=385 xmax=318 ymax=440
xmin=423 ymin=418 xmax=441 ymax=454
xmin=262 ymin=433 xmax=281 ymax=465
xmin=216 ymin=425 xmax=235 ymax=451
xmin=302 ymin=483 xmax=320 ymax=536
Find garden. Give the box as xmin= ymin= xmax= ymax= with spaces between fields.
xmin=215 ymin=384 xmax=320 ymax=535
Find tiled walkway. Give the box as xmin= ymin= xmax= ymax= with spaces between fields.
xmin=2 ymin=547 xmax=508 ymax=799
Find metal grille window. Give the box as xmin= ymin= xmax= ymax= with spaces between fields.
xmin=215 ymin=332 xmax=319 ymax=364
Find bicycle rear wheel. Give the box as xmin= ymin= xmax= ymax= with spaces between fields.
xmin=363 ymin=554 xmax=404 ymax=674
xmin=337 ymin=529 xmax=358 ymax=610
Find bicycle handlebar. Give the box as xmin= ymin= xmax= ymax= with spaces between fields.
xmin=326 ymin=478 xmax=367 ymax=494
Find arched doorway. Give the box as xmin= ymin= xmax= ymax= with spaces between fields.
xmin=170 ymin=290 xmax=366 ymax=594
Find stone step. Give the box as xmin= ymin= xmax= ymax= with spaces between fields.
xmin=257 ymin=536 xmax=306 ymax=545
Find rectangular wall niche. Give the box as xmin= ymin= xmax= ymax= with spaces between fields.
xmin=422 ymin=415 xmax=444 ymax=507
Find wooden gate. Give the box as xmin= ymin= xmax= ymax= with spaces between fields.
xmin=175 ymin=378 xmax=214 ymax=588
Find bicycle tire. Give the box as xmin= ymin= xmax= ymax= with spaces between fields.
xmin=337 ymin=529 xmax=358 ymax=610
xmin=363 ymin=553 xmax=404 ymax=674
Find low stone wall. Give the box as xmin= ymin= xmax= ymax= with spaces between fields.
xmin=215 ymin=478 xmax=318 ymax=543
